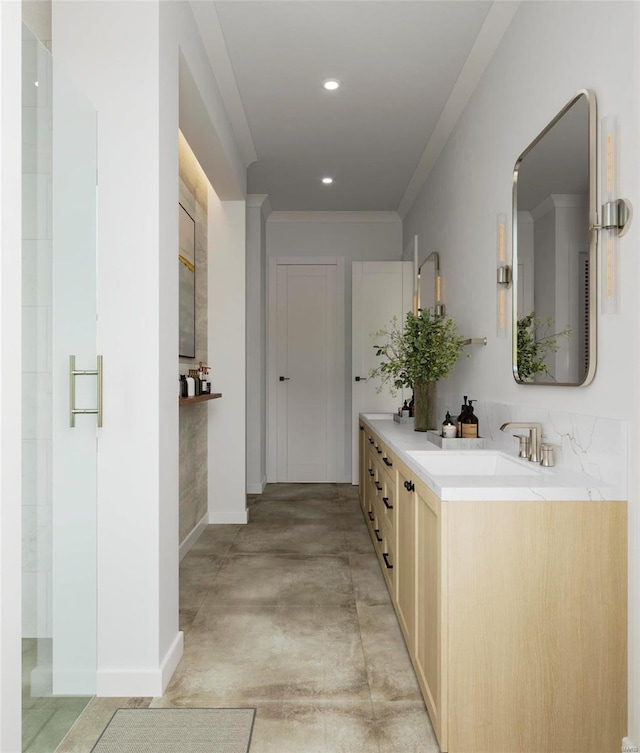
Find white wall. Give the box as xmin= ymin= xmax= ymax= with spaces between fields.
xmin=52 ymin=0 xmax=246 ymax=696
xmin=0 ymin=2 xmax=24 ymax=749
xmin=402 ymin=2 xmax=639 ymax=742
xmin=246 ymin=195 xmax=269 ymax=494
xmin=208 ymin=194 xmax=247 ymax=522
xmin=266 ymin=212 xmax=402 ymax=481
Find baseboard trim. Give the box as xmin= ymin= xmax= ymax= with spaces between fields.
xmin=209 ymin=509 xmax=248 ymax=524
xmin=96 ymin=631 xmax=184 ymax=697
xmin=247 ymin=475 xmax=267 ymax=495
xmin=160 ymin=631 xmax=184 ymax=691
xmin=179 ymin=513 xmax=209 ymax=561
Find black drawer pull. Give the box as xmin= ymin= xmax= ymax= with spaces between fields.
xmin=383 ymin=497 xmax=393 ymax=510
xmin=376 ymin=447 xmax=382 ymax=454
xmin=375 ymin=482 xmax=382 ymax=491
xmin=368 ymin=469 xmax=374 ymax=477
xmin=374 ymin=529 xmax=383 ymax=542
xmin=404 ymin=480 xmax=415 ymax=492
xmin=368 ymin=511 xmax=375 ymax=522
xmin=368 ymin=438 xmax=374 ymax=444
xmin=404 ymin=480 xmax=410 ymax=491
xmin=383 ymin=552 xmax=393 ymax=569
xmin=383 ymin=457 xmax=393 ymax=467
xmin=359 ymin=426 xmax=364 ymax=431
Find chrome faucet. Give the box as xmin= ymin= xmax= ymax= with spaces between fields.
xmin=500 ymin=422 xmax=542 ymax=463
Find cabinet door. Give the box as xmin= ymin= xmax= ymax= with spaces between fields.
xmin=395 ymin=462 xmax=416 ymax=649
xmin=414 ymin=480 xmax=445 ymax=750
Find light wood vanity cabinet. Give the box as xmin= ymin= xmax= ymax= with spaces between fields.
xmin=394 ymin=460 xmax=415 ymax=648
xmin=358 ymin=420 xmax=627 ymax=753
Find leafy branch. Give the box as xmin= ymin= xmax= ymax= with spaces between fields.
xmin=517 ymin=312 xmax=571 ymax=382
xmin=368 ymin=309 xmax=465 ymax=396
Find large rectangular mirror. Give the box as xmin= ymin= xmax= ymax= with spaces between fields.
xmin=178 ymin=202 xmax=196 ymax=358
xmin=512 ymin=90 xmax=597 ymax=385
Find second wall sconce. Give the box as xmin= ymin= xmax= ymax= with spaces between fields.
xmin=496 ymin=213 xmax=511 ymax=336
xmin=594 ymin=116 xmax=633 ymax=315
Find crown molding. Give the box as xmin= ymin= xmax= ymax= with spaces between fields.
xmin=189 ymin=1 xmax=258 ymax=168
xmin=246 ymin=194 xmax=273 ymax=219
xmin=267 ymin=211 xmax=401 ymax=224
xmin=397 ymin=1 xmax=520 ymax=218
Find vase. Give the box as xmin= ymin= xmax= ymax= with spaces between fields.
xmin=413 ymin=381 xmax=436 ymax=432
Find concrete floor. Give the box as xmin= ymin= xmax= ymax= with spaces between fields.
xmin=56 ymin=484 xmax=438 ymax=752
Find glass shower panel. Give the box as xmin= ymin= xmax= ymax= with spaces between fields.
xmin=22 ymin=23 xmax=97 ymax=752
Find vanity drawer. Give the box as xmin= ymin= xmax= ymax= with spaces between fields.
xmin=376 ymin=514 xmax=395 ymax=595
xmin=380 ymin=478 xmax=395 ymax=528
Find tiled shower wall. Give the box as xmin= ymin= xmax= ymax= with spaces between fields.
xmin=22 ymin=36 xmax=53 ymax=638
xmin=178 ymin=133 xmax=209 ymax=544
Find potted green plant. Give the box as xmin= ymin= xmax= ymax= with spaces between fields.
xmin=369 ymin=309 xmax=465 ymax=431
xmin=517 ymin=312 xmax=571 ymax=382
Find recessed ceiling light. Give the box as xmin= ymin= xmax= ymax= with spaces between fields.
xmin=322 ymin=177 xmax=334 ymax=185
xmin=322 ymin=79 xmax=340 ymax=91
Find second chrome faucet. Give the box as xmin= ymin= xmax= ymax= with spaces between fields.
xmin=500 ymin=422 xmax=542 ymax=463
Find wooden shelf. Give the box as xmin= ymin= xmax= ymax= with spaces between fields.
xmin=179 ymin=393 xmax=222 ymax=406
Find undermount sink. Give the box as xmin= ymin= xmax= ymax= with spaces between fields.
xmin=406 ymin=451 xmax=542 ymax=477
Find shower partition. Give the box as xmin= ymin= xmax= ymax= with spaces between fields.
xmin=22 ymin=23 xmax=98 ymax=751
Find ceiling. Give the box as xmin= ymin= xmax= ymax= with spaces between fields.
xmin=196 ymin=1 xmax=511 ymax=213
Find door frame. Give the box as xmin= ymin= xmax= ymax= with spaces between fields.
xmin=267 ymin=256 xmax=345 ymax=483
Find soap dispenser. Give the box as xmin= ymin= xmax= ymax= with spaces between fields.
xmin=461 ymin=399 xmax=479 ymax=438
xmin=456 ymin=396 xmax=469 ymax=437
xmin=442 ymin=411 xmax=457 ymax=438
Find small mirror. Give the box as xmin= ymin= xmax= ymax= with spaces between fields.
xmin=178 ymin=203 xmax=196 ymax=358
xmin=512 ymin=90 xmax=597 ymax=385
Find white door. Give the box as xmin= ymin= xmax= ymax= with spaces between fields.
xmin=352 ymin=262 xmax=413 ymax=483
xmin=274 ymin=262 xmax=343 ymax=482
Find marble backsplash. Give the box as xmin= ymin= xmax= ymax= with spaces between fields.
xmin=438 ymin=396 xmax=628 ymax=496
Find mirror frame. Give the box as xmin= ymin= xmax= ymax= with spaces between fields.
xmin=178 ymin=202 xmax=196 ymax=359
xmin=417 ymin=251 xmax=443 ymax=316
xmin=512 ymin=89 xmax=598 ymax=387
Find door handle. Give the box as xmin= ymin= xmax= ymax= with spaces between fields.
xmin=69 ymin=355 xmax=103 ymax=428
xmin=279 ymin=376 xmax=290 ymax=381
xmin=354 ymin=376 xmax=368 ymax=382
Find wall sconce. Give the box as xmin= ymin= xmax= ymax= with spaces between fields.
xmin=596 ymin=116 xmax=633 ymax=315
xmin=413 ymin=234 xmax=419 ymax=315
xmin=496 ymin=213 xmax=511 ymax=336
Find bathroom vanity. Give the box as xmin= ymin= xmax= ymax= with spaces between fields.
xmin=359 ymin=413 xmax=627 ymax=753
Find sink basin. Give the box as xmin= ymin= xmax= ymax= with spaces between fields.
xmin=406 ymin=451 xmax=541 ymax=477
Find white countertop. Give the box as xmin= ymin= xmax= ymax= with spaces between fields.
xmin=361 ymin=414 xmax=624 ymax=502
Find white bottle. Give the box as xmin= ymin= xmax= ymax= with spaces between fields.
xmin=186 ymin=376 xmax=196 ymax=397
